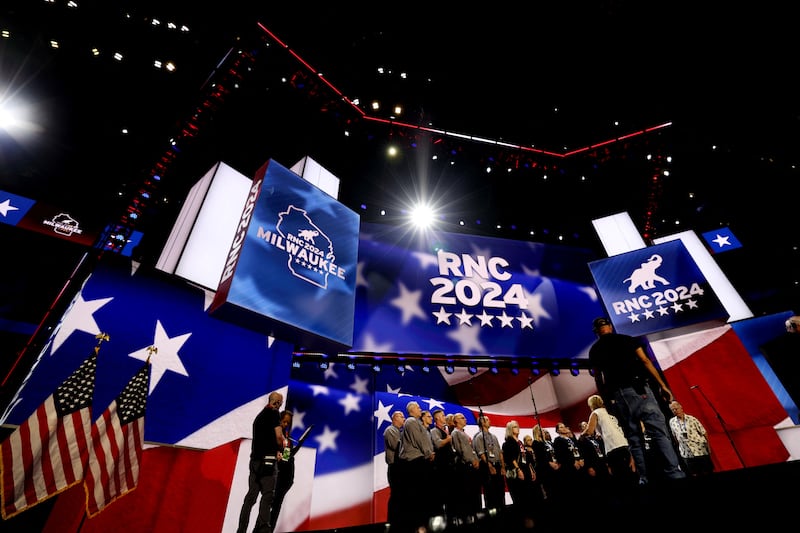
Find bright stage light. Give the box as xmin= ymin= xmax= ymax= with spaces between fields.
xmin=409 ymin=203 xmax=436 ymax=229
xmin=0 ymin=97 xmax=41 ymax=137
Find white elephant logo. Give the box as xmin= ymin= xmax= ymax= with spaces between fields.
xmin=623 ymin=254 xmax=670 ymax=293
xmin=298 ymin=229 xmax=319 ymax=244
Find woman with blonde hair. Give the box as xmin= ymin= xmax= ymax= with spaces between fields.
xmin=530 ymin=425 xmax=559 ymax=508
xmin=582 ymin=394 xmax=637 ymax=494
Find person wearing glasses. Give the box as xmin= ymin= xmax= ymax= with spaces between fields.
xmin=472 ymin=415 xmax=506 ymax=511
xmin=451 ymin=413 xmax=482 ymax=518
xmin=669 ymin=400 xmax=714 ymax=477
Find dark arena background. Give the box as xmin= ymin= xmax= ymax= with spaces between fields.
xmin=1 ymin=2 xmax=799 ymax=533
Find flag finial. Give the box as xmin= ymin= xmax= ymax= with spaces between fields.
xmin=94 ymin=333 xmax=110 ymax=353
xmin=146 ymin=346 xmax=157 ymax=363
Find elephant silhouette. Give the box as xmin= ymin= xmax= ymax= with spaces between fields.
xmin=623 ymin=254 xmax=670 ymax=293
xmin=298 ymin=229 xmax=319 ymax=244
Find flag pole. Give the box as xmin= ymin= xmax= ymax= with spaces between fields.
xmin=75 ymin=333 xmax=109 ymax=533
xmin=1 ymin=251 xmax=96 ymax=390
xmin=147 ymin=345 xmax=157 ymax=360
xmin=76 ymin=509 xmax=88 ymax=533
xmin=526 ymin=376 xmax=542 ymax=433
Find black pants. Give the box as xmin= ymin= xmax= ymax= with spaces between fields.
xmin=451 ymin=462 xmax=482 ymax=518
xmin=386 ymin=462 xmax=402 ymax=524
xmin=271 ymin=459 xmax=295 ymax=526
xmin=394 ymin=458 xmax=435 ymax=530
xmin=237 ymin=458 xmax=278 ymax=533
xmin=480 ymin=463 xmax=506 ymax=510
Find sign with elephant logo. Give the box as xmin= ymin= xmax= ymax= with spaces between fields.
xmin=588 ymin=240 xmax=728 ymax=336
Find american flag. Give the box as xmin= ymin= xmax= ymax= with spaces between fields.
xmin=0 ymin=343 xmax=98 ymax=519
xmin=84 ymin=360 xmax=151 ymax=517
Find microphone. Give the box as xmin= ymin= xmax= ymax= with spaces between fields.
xmin=690 ymin=385 xmax=700 ymax=390
xmin=527 ymin=376 xmax=533 ymax=384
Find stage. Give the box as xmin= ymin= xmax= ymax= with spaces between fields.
xmin=299 ymin=459 xmax=800 ymax=533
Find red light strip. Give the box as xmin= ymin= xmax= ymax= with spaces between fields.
xmin=256 ymin=22 xmax=672 ymax=158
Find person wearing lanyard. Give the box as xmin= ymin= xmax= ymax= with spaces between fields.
xmin=502 ymin=420 xmax=528 ymax=516
xmin=669 ymin=401 xmax=714 ymax=476
xmin=472 ymin=415 xmax=506 ymax=510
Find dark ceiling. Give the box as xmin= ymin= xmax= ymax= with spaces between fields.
xmin=1 ymin=1 xmax=798 ymax=327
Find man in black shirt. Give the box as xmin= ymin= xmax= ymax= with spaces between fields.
xmin=588 ymin=317 xmax=685 ymax=485
xmin=237 ymin=391 xmax=285 ymax=533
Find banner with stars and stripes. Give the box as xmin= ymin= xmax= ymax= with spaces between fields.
xmin=351 ymin=222 xmax=605 ymax=360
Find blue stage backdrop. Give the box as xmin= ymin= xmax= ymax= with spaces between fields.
xmin=349 ymin=222 xmax=605 ymax=360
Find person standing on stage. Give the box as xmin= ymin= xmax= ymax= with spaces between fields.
xmin=552 ymin=421 xmax=586 ymax=508
xmin=270 ymin=410 xmax=295 ymax=529
xmin=237 ymin=392 xmax=285 ymax=533
xmin=472 ymin=415 xmax=506 ymax=510
xmin=501 ymin=421 xmax=526 ymax=504
xmin=451 ymin=413 xmax=482 ymax=517
xmin=398 ymin=401 xmax=436 ymax=530
xmin=582 ymin=394 xmax=638 ymax=507
xmin=430 ymin=408 xmax=457 ymax=516
xmin=588 ymin=317 xmax=685 ymax=485
xmin=383 ymin=410 xmax=405 ymax=524
xmin=669 ymin=400 xmax=714 ymax=476
xmin=531 ymin=425 xmax=559 ymax=505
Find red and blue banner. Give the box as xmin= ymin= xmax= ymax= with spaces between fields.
xmin=0 ymin=189 xmax=102 ymax=247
